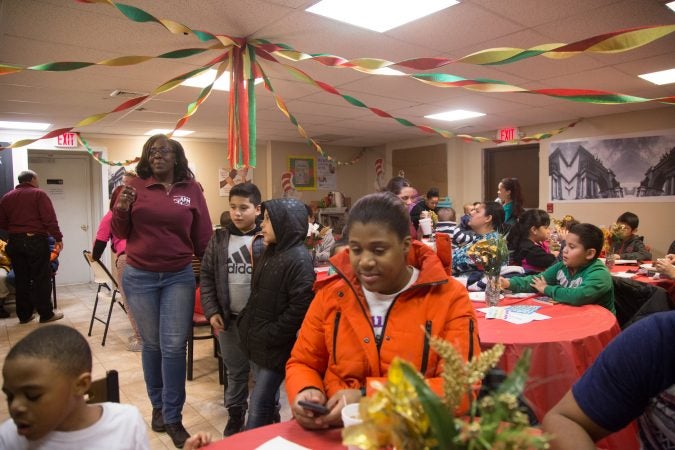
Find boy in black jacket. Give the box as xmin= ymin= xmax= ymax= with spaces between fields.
xmin=200 ymin=182 xmax=264 ymax=437
xmin=237 ymin=197 xmax=316 ymax=430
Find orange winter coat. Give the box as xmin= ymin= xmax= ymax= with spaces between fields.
xmin=285 ymin=240 xmax=479 ymax=406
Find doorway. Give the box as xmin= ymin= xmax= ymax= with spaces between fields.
xmin=483 ymin=144 xmax=539 ymax=207
xmin=28 ymin=151 xmax=97 ymax=285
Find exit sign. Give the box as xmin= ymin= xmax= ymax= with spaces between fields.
xmin=56 ymin=132 xmax=78 ymax=148
xmin=498 ymin=127 xmax=519 ymax=141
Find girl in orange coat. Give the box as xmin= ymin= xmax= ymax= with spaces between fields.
xmin=286 ymin=192 xmax=479 ymax=430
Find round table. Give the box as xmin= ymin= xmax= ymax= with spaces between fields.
xmin=205 ymin=419 xmax=344 ymax=449
xmin=476 ymin=296 xmax=637 ymax=450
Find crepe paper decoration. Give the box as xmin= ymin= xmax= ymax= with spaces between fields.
xmin=76 ymin=0 xmax=244 ymax=47
xmin=227 ymin=44 xmax=257 ymax=169
xmin=0 ymin=46 xmax=223 ymax=76
xmin=3 ymin=1 xmax=673 ymax=163
xmin=78 ymin=134 xmax=140 ymax=166
xmin=256 ymin=52 xmax=583 ymax=144
xmin=256 ymin=24 xmax=675 ymax=69
xmin=255 ymin=62 xmax=367 ymax=166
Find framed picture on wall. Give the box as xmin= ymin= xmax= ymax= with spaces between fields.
xmin=288 ymin=156 xmax=316 ymax=190
xmin=549 ymin=131 xmax=675 ymax=202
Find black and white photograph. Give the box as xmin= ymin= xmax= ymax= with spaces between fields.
xmin=549 ymin=132 xmax=675 ymax=201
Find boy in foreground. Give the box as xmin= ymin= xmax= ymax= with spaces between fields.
xmin=0 ymin=325 xmax=149 ymax=449
xmin=500 ymin=223 xmax=615 ymax=314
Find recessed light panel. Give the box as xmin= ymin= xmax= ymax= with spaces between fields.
xmin=306 ymin=0 xmax=460 ymax=32
xmin=145 ymin=129 xmax=194 ymax=136
xmin=638 ymin=67 xmax=675 ymax=85
xmin=425 ymin=110 xmax=485 ymax=121
xmin=0 ymin=121 xmax=51 ymax=131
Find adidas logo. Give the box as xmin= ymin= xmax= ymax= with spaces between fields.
xmin=228 ymin=244 xmax=253 ymax=274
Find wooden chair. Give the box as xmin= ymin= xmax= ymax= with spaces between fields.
xmin=86 ymin=370 xmax=120 ymax=403
xmin=83 ymin=250 xmax=126 ymax=346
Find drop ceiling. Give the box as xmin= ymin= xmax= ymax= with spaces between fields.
xmin=0 ymin=0 xmax=674 ymax=147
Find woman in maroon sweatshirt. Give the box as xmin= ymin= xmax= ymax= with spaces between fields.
xmin=112 ymin=135 xmax=212 ymax=448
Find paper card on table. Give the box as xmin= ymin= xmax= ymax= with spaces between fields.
xmin=255 ymin=437 xmax=311 ymax=450
xmin=507 ymin=305 xmax=541 ymax=314
xmin=612 ymin=272 xmax=636 ymax=279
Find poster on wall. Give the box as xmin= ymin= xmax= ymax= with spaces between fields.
xmin=219 ymin=167 xmax=253 ymax=197
xmin=549 ymin=131 xmax=675 ymax=202
xmin=108 ymin=166 xmax=126 ymax=198
xmin=288 ymin=156 xmax=316 ymax=191
xmin=317 ymin=155 xmax=336 ymax=190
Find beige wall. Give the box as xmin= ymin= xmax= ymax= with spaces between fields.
xmin=91 ymin=136 xmax=379 ymax=224
xmin=384 ymin=107 xmax=675 ymax=258
xmin=85 ymin=106 xmax=675 ymax=257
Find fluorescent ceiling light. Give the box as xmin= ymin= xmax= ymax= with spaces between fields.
xmin=638 ymin=67 xmax=675 ymax=85
xmin=425 ymin=109 xmax=485 ymax=121
xmin=306 ymin=0 xmax=460 ymax=32
xmin=145 ymin=129 xmax=194 ymax=137
xmin=180 ymin=69 xmax=262 ymax=91
xmin=667 ymin=1 xmax=675 ymax=12
xmin=0 ymin=120 xmax=50 ymax=131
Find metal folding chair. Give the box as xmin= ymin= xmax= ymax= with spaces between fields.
xmin=83 ymin=250 xmax=126 ymax=346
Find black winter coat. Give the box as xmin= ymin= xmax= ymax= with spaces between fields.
xmin=237 ymin=198 xmax=316 ymax=373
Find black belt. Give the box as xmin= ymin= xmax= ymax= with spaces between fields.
xmin=10 ymin=233 xmax=46 ymax=238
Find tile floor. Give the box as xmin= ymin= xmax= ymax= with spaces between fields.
xmin=0 ymin=284 xmax=292 ymax=449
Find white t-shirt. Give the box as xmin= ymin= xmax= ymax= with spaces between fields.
xmin=362 ymin=267 xmax=419 ymax=339
xmin=0 ymin=402 xmax=149 ymax=450
xmin=227 ymin=234 xmax=255 ymax=314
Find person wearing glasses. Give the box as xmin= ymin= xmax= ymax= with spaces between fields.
xmin=112 ymin=134 xmax=212 ymax=448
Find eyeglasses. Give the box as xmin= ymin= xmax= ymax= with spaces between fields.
xmin=149 ymin=147 xmax=174 ymax=158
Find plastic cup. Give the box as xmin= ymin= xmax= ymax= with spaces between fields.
xmin=342 ymin=402 xmax=362 ymax=428
xmin=419 ymin=217 xmax=433 ymax=236
xmin=342 ymin=403 xmax=363 ymax=450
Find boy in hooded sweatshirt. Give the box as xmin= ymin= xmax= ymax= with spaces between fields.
xmin=237 ymin=197 xmax=316 ymax=430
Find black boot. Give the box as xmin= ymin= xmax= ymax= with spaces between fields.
xmin=165 ymin=422 xmax=190 ymax=448
xmin=151 ymin=407 xmax=165 ymax=432
xmin=223 ymin=407 xmax=246 ymax=437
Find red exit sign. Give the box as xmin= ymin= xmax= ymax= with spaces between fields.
xmin=56 ymin=132 xmax=78 ymax=147
xmin=498 ymin=127 xmax=519 ymax=141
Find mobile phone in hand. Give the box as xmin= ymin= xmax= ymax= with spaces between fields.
xmin=298 ymin=400 xmax=330 ymax=415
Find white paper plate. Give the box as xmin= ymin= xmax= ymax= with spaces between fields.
xmin=612 ymin=272 xmax=636 ymax=279
xmin=640 ymin=264 xmax=656 ymax=271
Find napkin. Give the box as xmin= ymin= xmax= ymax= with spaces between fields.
xmin=255 ymin=437 xmax=311 ymax=450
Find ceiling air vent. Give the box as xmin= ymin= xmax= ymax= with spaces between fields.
xmin=313 ymin=134 xmax=347 ymax=143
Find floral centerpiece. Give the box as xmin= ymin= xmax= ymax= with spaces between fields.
xmin=467 ymin=235 xmax=509 ymax=306
xmin=601 ymin=223 xmax=625 ymax=268
xmin=343 ymin=337 xmax=550 ymax=450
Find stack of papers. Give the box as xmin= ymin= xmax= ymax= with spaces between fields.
xmin=478 ymin=307 xmax=551 ymax=324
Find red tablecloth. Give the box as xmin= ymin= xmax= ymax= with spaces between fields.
xmin=611 ymin=263 xmax=675 ymax=301
xmin=205 ymin=419 xmax=344 ymax=449
xmin=476 ymin=297 xmax=638 ymax=450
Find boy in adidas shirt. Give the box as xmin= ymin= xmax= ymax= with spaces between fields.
xmin=200 ymin=182 xmax=265 ymax=437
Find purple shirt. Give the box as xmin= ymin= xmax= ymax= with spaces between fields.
xmin=112 ymin=176 xmax=212 ymax=272
xmin=0 ymin=183 xmax=63 ymax=240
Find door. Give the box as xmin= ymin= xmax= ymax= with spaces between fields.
xmin=29 ymin=152 xmax=93 ymax=284
xmin=483 ymin=144 xmax=539 ymax=207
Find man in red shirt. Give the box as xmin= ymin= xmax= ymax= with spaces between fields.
xmin=0 ymin=170 xmax=64 ymax=324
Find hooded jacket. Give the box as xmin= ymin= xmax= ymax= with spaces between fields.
xmin=285 ymin=240 xmax=479 ymax=406
xmin=199 ymin=222 xmax=264 ymax=329
xmin=237 ymin=198 xmax=316 ymax=373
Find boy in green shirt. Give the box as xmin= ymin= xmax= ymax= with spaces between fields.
xmin=500 ymin=223 xmax=615 ymax=314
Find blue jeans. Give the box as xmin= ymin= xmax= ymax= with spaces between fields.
xmin=245 ymin=362 xmax=284 ymax=430
xmin=123 ymin=263 xmax=195 ymax=424
xmin=217 ymin=325 xmax=250 ymax=409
